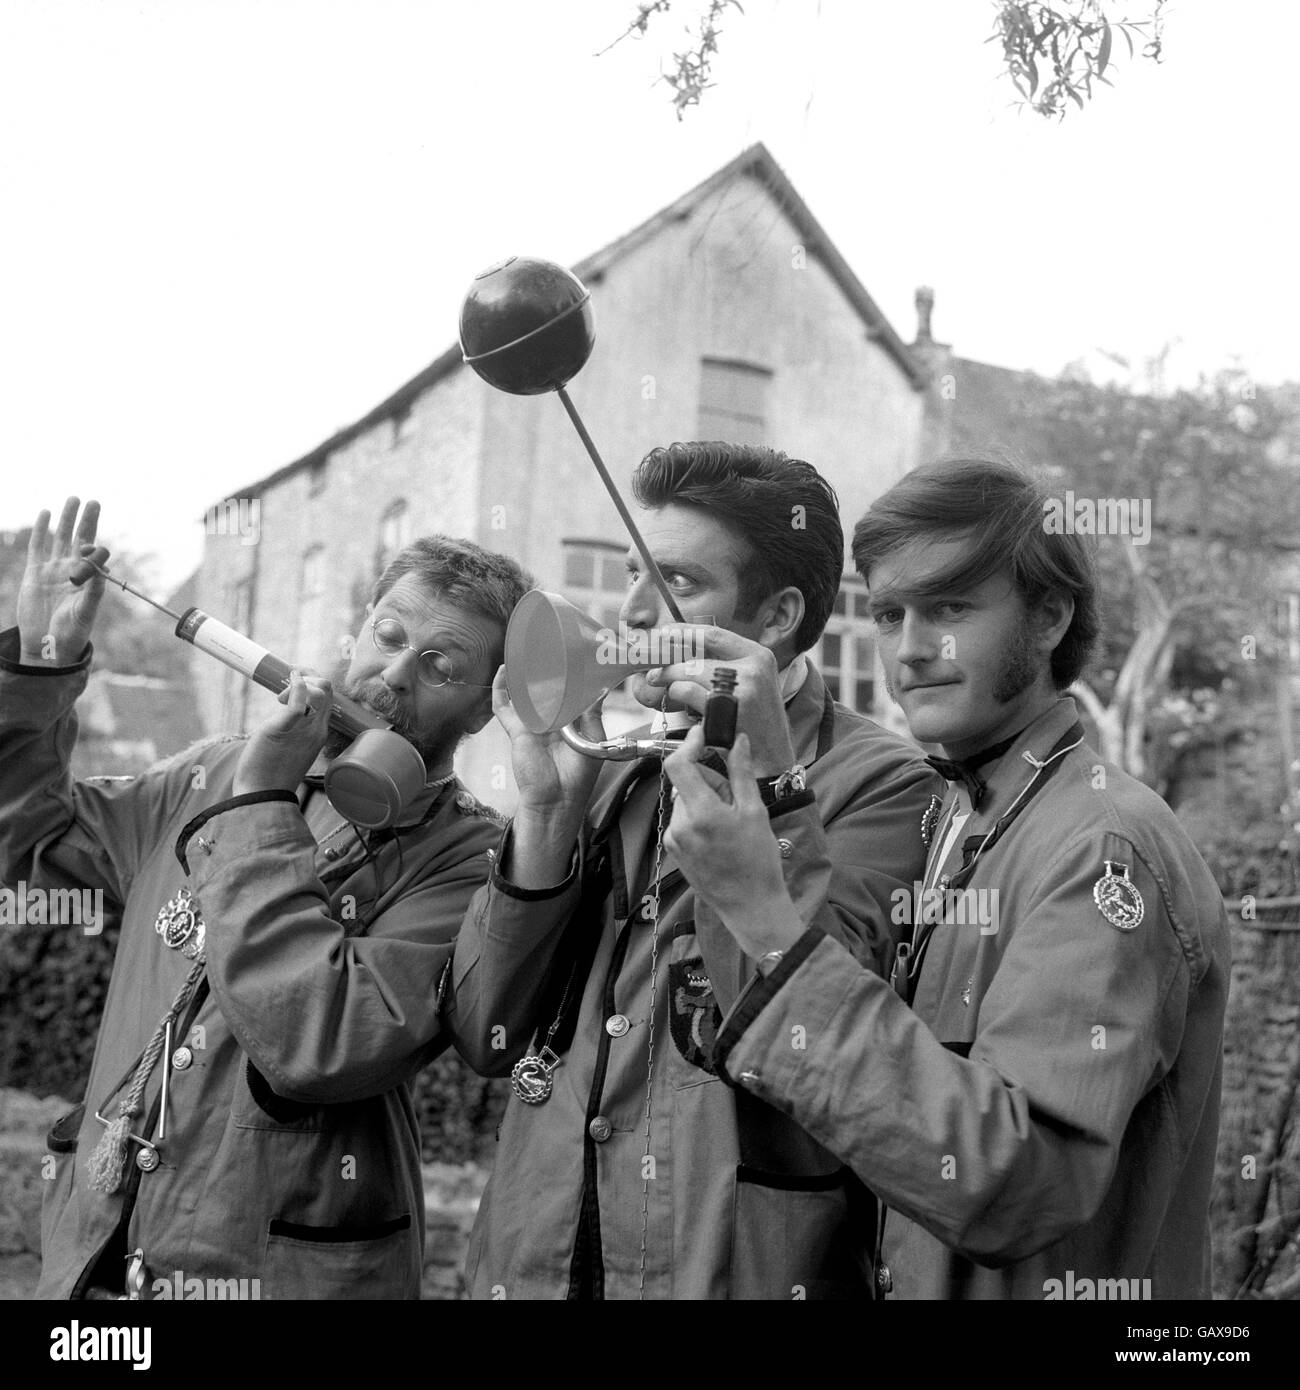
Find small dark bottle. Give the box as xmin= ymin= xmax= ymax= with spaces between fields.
xmin=703 ymin=667 xmax=739 ymax=750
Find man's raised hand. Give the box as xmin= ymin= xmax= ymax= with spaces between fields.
xmin=233 ymin=668 xmax=334 ymax=796
xmin=18 ymin=498 xmax=111 ymax=665
xmin=490 ymin=665 xmax=604 ymax=818
xmin=645 ymin=625 xmax=796 ymax=777
xmin=664 ymin=727 xmax=802 ymax=961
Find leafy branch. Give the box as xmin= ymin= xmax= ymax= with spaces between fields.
xmin=604 ymin=0 xmax=1168 ymax=120
xmin=599 ymin=0 xmax=745 ymax=120
xmin=991 ymin=0 xmax=1167 ymax=119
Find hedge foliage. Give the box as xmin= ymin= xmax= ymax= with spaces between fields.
xmin=0 ymin=917 xmax=120 ymax=1103
xmin=0 ymin=916 xmax=507 ymax=1166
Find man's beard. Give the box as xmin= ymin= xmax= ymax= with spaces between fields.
xmin=882 ymin=617 xmax=1040 ymax=706
xmin=322 ymin=662 xmax=463 ymax=769
xmin=991 ymin=617 xmax=1039 ymax=704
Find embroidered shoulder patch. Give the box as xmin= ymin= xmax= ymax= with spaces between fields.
xmin=1094 ymin=859 xmax=1145 ymax=931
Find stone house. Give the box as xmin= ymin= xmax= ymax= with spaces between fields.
xmin=192 ymin=143 xmax=935 ymax=805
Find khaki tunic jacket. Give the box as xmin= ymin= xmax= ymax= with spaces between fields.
xmin=712 ymin=697 xmax=1231 ymax=1299
xmin=0 ymin=631 xmax=499 ymax=1299
xmin=449 ymin=663 xmax=941 ymax=1299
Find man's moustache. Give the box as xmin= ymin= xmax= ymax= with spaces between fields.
xmin=342 ymin=681 xmax=416 ymax=738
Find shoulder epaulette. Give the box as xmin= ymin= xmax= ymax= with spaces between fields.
xmin=454 ymin=788 xmax=507 ymax=825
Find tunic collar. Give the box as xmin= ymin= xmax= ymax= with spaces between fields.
xmin=946 ymin=697 xmax=1086 ymax=832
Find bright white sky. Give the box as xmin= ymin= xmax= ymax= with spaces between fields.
xmin=1 ymin=0 xmax=1295 ymax=592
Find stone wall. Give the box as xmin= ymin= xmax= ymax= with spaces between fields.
xmin=0 ymin=1089 xmax=64 ymax=1298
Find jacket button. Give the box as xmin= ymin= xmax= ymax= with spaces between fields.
xmin=588 ymin=1116 xmax=612 ymax=1143
xmin=777 ymin=838 xmax=793 ymax=859
xmin=171 ymin=1046 xmax=194 ymax=1071
xmin=136 ymin=1146 xmax=160 ymax=1172
xmin=739 ymin=1070 xmax=761 ymax=1086
xmin=605 ymin=1014 xmax=630 ymax=1037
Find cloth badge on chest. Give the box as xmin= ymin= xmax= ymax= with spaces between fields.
xmin=669 ymin=956 xmax=722 ymax=1074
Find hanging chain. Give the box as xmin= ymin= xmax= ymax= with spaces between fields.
xmin=637 ymin=704 xmax=672 ymax=1299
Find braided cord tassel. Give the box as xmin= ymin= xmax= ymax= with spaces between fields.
xmin=84 ymin=1110 xmax=135 ymax=1195
xmin=86 ymin=957 xmax=205 ymax=1193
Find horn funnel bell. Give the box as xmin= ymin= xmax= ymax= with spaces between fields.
xmin=505 ymin=591 xmax=651 ymax=734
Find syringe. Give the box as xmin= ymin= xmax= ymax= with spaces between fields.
xmin=74 ymin=560 xmax=389 ymax=740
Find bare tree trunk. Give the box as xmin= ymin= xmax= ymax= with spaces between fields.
xmin=1069 ymin=680 xmax=1122 ymax=764
xmin=1110 ymin=548 xmax=1173 ymax=782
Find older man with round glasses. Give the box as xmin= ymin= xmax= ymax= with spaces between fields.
xmin=1 ymin=505 xmax=531 ymax=1300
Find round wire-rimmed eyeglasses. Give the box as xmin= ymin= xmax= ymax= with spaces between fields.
xmin=367 ymin=618 xmax=494 ymax=689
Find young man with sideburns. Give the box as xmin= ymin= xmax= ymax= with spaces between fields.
xmin=662 ymin=457 xmax=1230 ymax=1299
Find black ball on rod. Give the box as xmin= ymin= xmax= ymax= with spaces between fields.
xmin=459 ymin=256 xmax=595 ymax=395
xmin=457 ymin=255 xmax=683 ymax=622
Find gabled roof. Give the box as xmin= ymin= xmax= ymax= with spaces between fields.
xmin=233 ymin=142 xmax=925 ymax=501
xmin=233 ymin=342 xmax=464 ymax=501
xmin=575 ymin=144 xmax=927 ymax=389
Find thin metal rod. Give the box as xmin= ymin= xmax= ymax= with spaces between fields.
xmin=158 ymin=1017 xmax=172 ymax=1144
xmin=555 ymin=385 xmax=685 ymax=623
xmin=79 ymin=560 xmax=184 ymax=623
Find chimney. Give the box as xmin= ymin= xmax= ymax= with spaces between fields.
xmin=915 ymin=286 xmax=935 ymax=345
xmin=910 ymin=286 xmax=954 ymax=462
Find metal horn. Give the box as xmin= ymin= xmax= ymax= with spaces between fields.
xmin=503 ymin=591 xmax=679 ymax=760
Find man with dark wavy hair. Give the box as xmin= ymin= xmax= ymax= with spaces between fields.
xmin=662 ymin=457 xmax=1230 ymax=1300
xmin=449 ymin=440 xmax=940 ymax=1299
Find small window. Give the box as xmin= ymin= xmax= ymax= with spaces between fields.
xmin=813 ymin=577 xmax=875 ymax=714
xmin=295 ymin=546 xmax=328 ymax=667
xmin=378 ymin=500 xmax=410 ymax=573
xmin=598 ymin=552 xmax=626 ymax=592
xmin=562 ymin=540 xmax=627 ymax=629
xmin=222 ymin=579 xmax=253 ymax=731
xmin=564 ymin=549 xmax=596 ymax=590
xmin=698 ymin=358 xmax=771 ymax=443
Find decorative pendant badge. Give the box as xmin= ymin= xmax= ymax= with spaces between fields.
xmin=1093 ymin=860 xmax=1144 ymax=931
xmin=920 ymin=795 xmax=942 ymax=849
xmin=510 ymin=1046 xmax=561 ymax=1105
xmin=154 ymin=886 xmax=206 ymax=959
